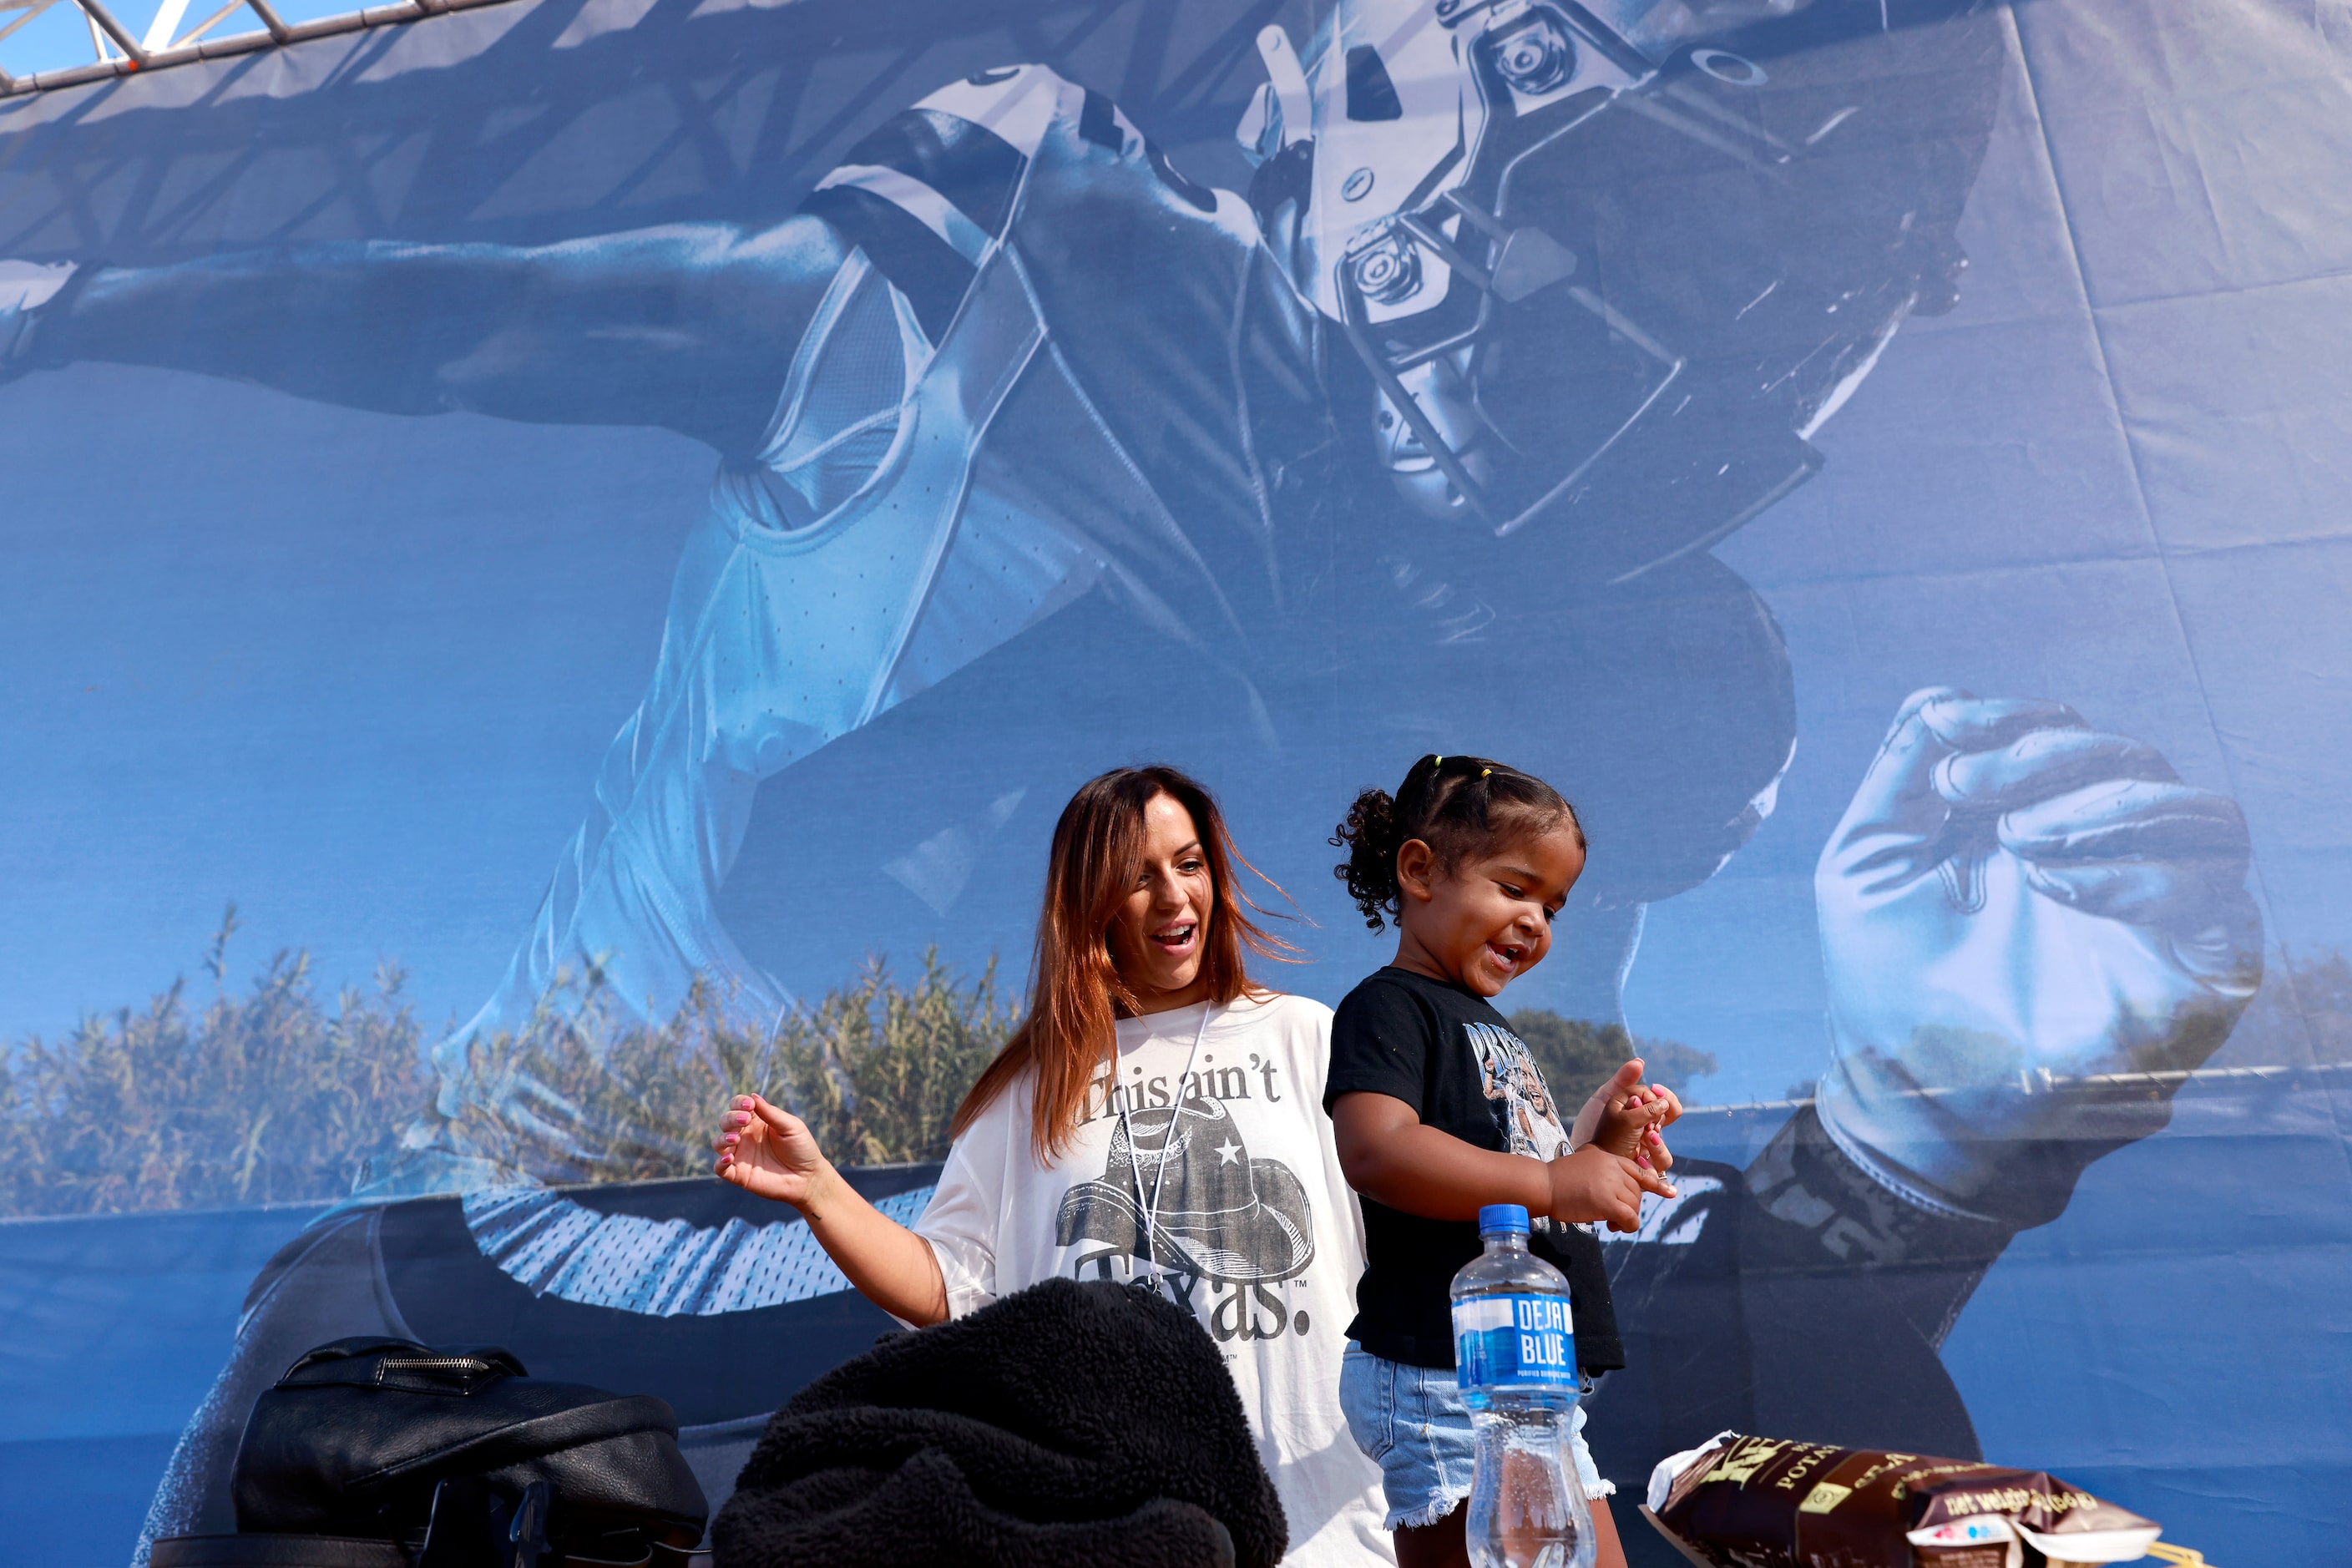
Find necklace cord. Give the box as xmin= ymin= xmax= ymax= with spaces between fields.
xmin=1116 ymin=1002 xmax=1216 ymax=1267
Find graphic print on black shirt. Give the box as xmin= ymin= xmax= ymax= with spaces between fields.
xmin=1466 ymin=1020 xmax=1572 ymax=1164
xmin=1323 ymin=967 xmax=1623 ymax=1372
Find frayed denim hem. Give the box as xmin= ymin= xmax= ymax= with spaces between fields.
xmin=1386 ymin=1490 xmax=1469 ymax=1533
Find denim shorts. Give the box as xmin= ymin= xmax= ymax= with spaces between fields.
xmin=1338 ymin=1343 xmax=1614 ymax=1531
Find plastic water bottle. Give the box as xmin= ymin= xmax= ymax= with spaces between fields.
xmin=1451 ymin=1203 xmax=1596 ymax=1568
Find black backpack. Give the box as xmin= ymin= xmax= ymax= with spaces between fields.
xmin=155 ymin=1336 xmax=708 ymax=1568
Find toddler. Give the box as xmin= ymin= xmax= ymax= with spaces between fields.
xmin=1323 ymin=754 xmax=1679 ymax=1568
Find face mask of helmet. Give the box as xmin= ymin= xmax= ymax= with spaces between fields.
xmin=1265 ymin=0 xmax=1998 ymax=582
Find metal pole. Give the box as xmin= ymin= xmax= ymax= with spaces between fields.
xmin=15 ymin=0 xmax=524 ymax=93
xmin=243 ymin=0 xmax=291 ymax=42
xmin=72 ymin=0 xmax=151 ymax=65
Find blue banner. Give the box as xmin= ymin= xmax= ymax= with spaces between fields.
xmin=2 ymin=0 xmax=2346 ymax=1563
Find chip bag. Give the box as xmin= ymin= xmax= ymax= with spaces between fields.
xmin=1641 ymin=1432 xmax=2163 ymax=1568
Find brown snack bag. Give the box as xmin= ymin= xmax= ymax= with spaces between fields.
xmin=1640 ymin=1432 xmax=2162 ymax=1568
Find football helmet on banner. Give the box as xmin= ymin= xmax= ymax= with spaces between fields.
xmin=1242 ymin=0 xmax=2000 ymax=580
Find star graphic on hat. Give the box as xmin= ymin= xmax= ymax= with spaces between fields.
xmin=1216 ymin=1139 xmax=1243 ymax=1166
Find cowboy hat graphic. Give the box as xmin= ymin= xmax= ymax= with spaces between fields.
xmin=1055 ymin=1093 xmax=1316 ymax=1284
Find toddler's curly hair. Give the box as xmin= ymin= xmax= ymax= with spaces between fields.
xmin=1330 ymin=754 xmax=1584 ymax=931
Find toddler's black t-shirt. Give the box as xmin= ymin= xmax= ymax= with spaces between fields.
xmin=1323 ymin=966 xmax=1625 ymax=1373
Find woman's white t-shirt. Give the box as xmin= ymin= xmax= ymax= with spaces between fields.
xmin=914 ymin=991 xmax=1392 ymax=1565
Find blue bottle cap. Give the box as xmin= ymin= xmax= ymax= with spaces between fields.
xmin=1478 ymin=1203 xmax=1530 ymax=1236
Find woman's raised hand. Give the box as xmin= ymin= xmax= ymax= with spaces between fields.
xmin=714 ymin=1094 xmax=830 ymax=1206
xmin=713 ymin=1094 xmax=948 ymax=1323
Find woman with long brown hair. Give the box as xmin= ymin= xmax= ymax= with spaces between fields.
xmin=715 ymin=765 xmax=1388 ymax=1565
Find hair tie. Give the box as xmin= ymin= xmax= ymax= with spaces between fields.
xmin=1480 ymin=767 xmax=1491 ymax=777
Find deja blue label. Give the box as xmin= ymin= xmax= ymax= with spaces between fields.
xmin=1453 ymin=1293 xmax=1578 ymax=1390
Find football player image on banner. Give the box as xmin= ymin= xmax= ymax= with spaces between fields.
xmin=0 ymin=0 xmax=2341 ymax=1562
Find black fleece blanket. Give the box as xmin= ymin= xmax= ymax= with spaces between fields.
xmin=712 ymin=1277 xmax=1287 ymax=1568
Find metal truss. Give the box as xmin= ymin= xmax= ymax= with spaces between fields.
xmin=0 ymin=0 xmax=1282 ymax=231
xmin=0 ymin=0 xmax=1296 ymax=264
xmin=0 ymin=0 xmax=519 ymax=97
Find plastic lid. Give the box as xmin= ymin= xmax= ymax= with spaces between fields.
xmin=1478 ymin=1203 xmax=1530 ymax=1236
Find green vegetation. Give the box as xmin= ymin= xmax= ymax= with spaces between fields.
xmin=6 ymin=912 xmax=2346 ymax=1219
xmin=437 ymin=951 xmax=1013 ymax=1186
xmin=0 ymin=908 xmax=1011 ymax=1218
xmin=2217 ymin=947 xmax=2352 ymax=1069
xmin=1507 ymin=1009 xmax=1717 ymax=1104
xmin=0 ymin=909 xmax=431 ymax=1218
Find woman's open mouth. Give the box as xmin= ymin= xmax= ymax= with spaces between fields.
xmin=1151 ymin=922 xmax=1198 ymax=955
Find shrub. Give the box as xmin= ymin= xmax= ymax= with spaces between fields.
xmin=1505 ymin=1009 xmax=1717 ymax=1105
xmin=8 ymin=916 xmax=2342 ymax=1217
xmin=433 ymin=950 xmax=1012 ymax=1186
xmin=0 ymin=908 xmax=429 ymax=1216
xmin=0 ymin=911 xmax=1011 ymax=1217
xmin=2213 ymin=948 xmax=2352 ymax=1069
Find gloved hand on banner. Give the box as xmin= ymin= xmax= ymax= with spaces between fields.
xmin=1811 ymin=687 xmax=2262 ymax=1222
xmin=0 ymin=260 xmax=79 ymax=384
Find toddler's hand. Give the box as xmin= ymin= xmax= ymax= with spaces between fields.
xmin=1576 ymin=1059 xmax=1683 ymax=1176
xmin=1546 ymin=1142 xmax=1677 ymax=1234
